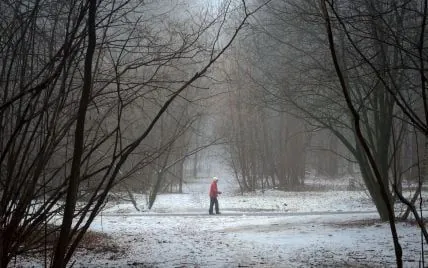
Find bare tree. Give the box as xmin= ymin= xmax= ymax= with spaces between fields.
xmin=225 ymin=0 xmax=428 ymax=223
xmin=319 ymin=1 xmax=404 ymax=265
xmin=318 ymin=0 xmax=428 ymax=266
xmin=215 ymin=41 xmax=312 ymax=192
xmin=0 ymin=0 xmax=267 ymax=266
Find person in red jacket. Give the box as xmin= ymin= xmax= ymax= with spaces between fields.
xmin=208 ymin=177 xmax=222 ymax=215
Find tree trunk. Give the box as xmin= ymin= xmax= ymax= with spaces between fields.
xmin=178 ymin=159 xmax=184 ymax=193
xmin=52 ymin=1 xmax=96 ymax=266
xmin=148 ymin=171 xmax=163 ymax=210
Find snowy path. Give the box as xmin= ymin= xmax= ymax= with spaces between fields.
xmin=99 ymin=210 xmax=379 ymax=217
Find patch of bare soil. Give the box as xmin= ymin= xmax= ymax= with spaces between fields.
xmin=78 ymin=231 xmax=123 ymax=254
xmin=17 ymin=229 xmax=126 ymax=266
xmin=329 ymin=218 xmax=383 ymax=228
xmin=70 ymin=231 xmax=128 ymax=264
xmin=330 ymin=218 xmax=428 ymax=229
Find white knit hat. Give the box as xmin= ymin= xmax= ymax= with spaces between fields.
xmin=213 ymin=177 xmax=218 ymax=181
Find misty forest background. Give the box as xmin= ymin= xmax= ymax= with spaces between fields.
xmin=1 ymin=0 xmax=428 ymax=267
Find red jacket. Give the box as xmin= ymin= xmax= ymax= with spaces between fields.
xmin=209 ymin=181 xmax=219 ymax=198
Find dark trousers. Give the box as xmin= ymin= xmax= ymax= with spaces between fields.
xmin=209 ymin=197 xmax=219 ymax=214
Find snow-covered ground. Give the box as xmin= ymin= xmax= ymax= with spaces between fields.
xmin=17 ymin=176 xmax=428 ymax=267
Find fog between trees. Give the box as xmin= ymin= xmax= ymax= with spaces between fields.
xmin=1 ymin=0 xmax=428 ymax=267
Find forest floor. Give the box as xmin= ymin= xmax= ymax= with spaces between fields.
xmin=15 ymin=176 xmax=428 ymax=267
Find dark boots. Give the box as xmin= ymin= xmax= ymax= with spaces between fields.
xmin=209 ymin=197 xmax=220 ymax=214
